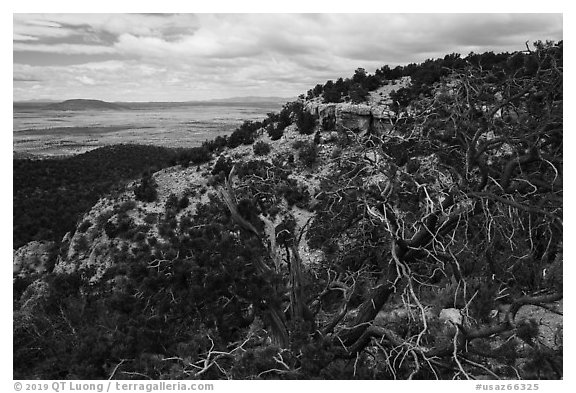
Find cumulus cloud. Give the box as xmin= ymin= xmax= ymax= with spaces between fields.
xmin=13 ymin=13 xmax=562 ymax=101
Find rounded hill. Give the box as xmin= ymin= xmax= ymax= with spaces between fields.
xmin=46 ymin=99 xmax=128 ymax=111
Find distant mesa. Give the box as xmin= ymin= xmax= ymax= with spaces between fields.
xmin=46 ymin=99 xmax=128 ymax=111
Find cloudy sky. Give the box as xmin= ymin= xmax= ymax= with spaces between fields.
xmin=13 ymin=13 xmax=562 ymax=102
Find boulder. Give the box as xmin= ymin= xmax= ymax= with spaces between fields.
xmin=439 ymin=308 xmax=463 ymax=325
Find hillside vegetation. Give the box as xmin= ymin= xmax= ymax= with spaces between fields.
xmin=13 ymin=145 xmax=178 ymax=249
xmin=13 ymin=41 xmax=562 ymax=380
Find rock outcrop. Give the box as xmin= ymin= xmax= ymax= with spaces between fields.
xmin=305 ymin=101 xmax=395 ymax=135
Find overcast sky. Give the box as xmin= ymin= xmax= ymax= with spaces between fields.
xmin=13 ymin=13 xmax=563 ymax=102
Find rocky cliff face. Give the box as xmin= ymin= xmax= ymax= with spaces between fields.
xmin=305 ymin=101 xmax=395 ymax=135
xmin=304 ymin=76 xmax=410 ymax=135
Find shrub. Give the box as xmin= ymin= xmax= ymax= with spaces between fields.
xmin=389 ymin=87 xmax=417 ymax=110
xmin=165 ymin=194 xmax=179 ymax=212
xmin=277 ymin=104 xmax=294 ymax=130
xmin=322 ymin=87 xmax=341 ymax=103
xmin=179 ymin=214 xmax=194 ymax=231
xmin=235 ymin=159 xmax=278 ymax=180
xmin=104 ymin=214 xmax=134 ymax=239
xmin=253 ymin=141 xmax=271 ymax=156
xmin=275 ymin=216 xmax=297 ymax=247
xmin=202 ymin=135 xmax=228 ymax=152
xmin=134 ymin=173 xmax=158 ymax=202
xmin=349 ymin=83 xmax=369 ymax=104
xmin=312 ymin=84 xmax=323 ymax=97
xmin=117 ymin=200 xmax=137 ymax=214
xmin=158 ymin=218 xmax=176 ymax=239
xmin=174 ymin=147 xmax=211 ymax=167
xmin=96 ymin=210 xmax=114 ymax=228
xmin=78 ymin=220 xmax=92 ymax=233
xmin=228 ymin=120 xmax=262 ymax=148
xmin=292 ymin=140 xmax=306 ymax=150
xmin=266 ymin=124 xmax=284 ymax=141
xmin=144 ymin=213 xmax=158 ymax=224
xmin=296 ymin=111 xmax=316 ymax=135
xmin=178 ymin=196 xmax=189 ymax=210
xmin=313 ymin=131 xmax=321 ymax=145
xmin=211 ymin=155 xmax=234 ymax=178
xmin=73 ymin=234 xmax=90 ymax=253
xmin=134 ymin=232 xmax=146 ymax=242
xmin=298 ymin=141 xmax=319 ymax=168
xmin=280 ymin=180 xmax=310 ymax=208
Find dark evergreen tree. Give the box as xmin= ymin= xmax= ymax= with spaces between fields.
xmin=134 ymin=171 xmax=158 ymax=202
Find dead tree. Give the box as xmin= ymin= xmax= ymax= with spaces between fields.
xmin=315 ymin=42 xmax=563 ymax=378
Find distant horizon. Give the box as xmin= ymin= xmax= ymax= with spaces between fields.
xmin=13 ymin=95 xmax=296 ymax=104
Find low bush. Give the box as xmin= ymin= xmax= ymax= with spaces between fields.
xmin=313 ymin=131 xmax=321 ymax=145
xmin=292 ymin=140 xmax=306 ymax=150
xmin=165 ymin=194 xmax=179 ymax=212
xmin=144 ymin=213 xmax=158 ymax=224
xmin=253 ymin=141 xmax=272 ymax=156
xmin=296 ymin=111 xmax=316 ymax=135
xmin=78 ymin=220 xmax=92 ymax=233
xmin=173 ymin=147 xmax=211 ymax=168
xmin=134 ymin=173 xmax=158 ymax=202
xmin=178 ymin=196 xmax=189 ymax=210
xmin=280 ymin=180 xmax=310 ymax=208
xmin=266 ymin=124 xmax=284 ymax=141
xmin=212 ymin=155 xmax=234 ymax=178
xmin=228 ymin=121 xmax=263 ymax=148
xmin=202 ymin=135 xmax=228 ymax=153
xmin=297 ymin=142 xmax=319 ymax=168
xmin=104 ymin=213 xmax=135 ymax=239
xmin=117 ymin=200 xmax=137 ymax=214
